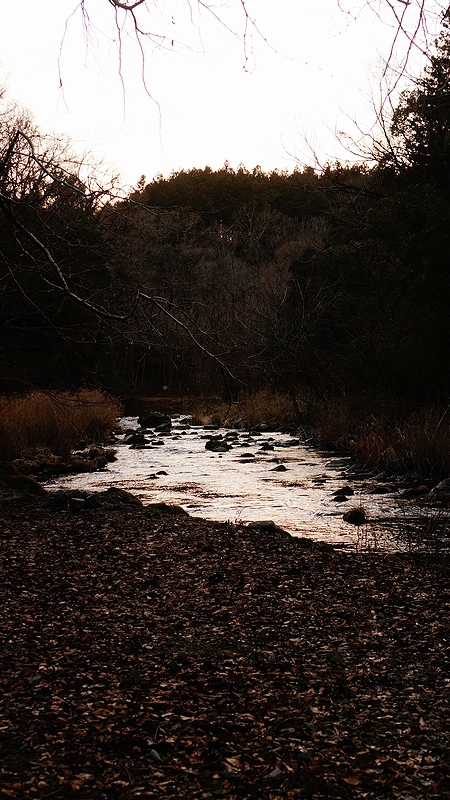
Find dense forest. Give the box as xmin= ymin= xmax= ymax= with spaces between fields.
xmin=2 ymin=21 xmax=450 ymax=432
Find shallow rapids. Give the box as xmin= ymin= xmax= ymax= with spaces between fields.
xmin=41 ymin=417 xmax=426 ymax=548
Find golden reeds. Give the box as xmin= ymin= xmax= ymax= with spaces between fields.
xmin=0 ymin=390 xmax=122 ymax=461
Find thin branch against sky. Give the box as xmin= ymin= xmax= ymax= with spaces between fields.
xmin=0 ymin=0 xmax=447 ymax=187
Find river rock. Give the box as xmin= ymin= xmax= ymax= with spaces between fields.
xmin=400 ymin=485 xmax=429 ymax=497
xmin=69 ymin=497 xmax=87 ymax=512
xmin=431 ymin=478 xmax=450 ymax=493
xmin=247 ymin=520 xmax=277 ymax=531
xmin=343 ymin=508 xmax=366 ymax=525
xmin=205 ymin=436 xmax=231 ymax=452
xmin=154 ymin=422 xmax=172 ymax=433
xmin=138 ymin=412 xmax=171 ymax=429
xmin=86 ymin=493 xmax=102 ymax=508
xmin=206 ymin=442 xmax=231 ymax=453
xmin=332 ymin=486 xmax=354 ymax=502
xmin=102 ymin=488 xmax=143 ymax=506
xmin=370 ymin=485 xmax=396 ymax=494
xmin=49 ymin=489 xmax=69 ymax=509
xmin=124 ymin=432 xmax=148 ymax=445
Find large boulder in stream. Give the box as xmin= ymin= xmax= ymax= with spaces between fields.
xmin=205 ymin=435 xmax=231 ymax=453
xmin=138 ymin=411 xmax=172 ymax=429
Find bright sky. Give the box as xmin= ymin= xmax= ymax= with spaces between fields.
xmin=0 ymin=0 xmax=435 ymax=189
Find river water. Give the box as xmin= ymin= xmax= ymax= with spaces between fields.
xmin=43 ymin=416 xmax=421 ymax=549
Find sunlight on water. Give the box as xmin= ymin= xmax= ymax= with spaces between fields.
xmin=45 ymin=417 xmax=410 ymax=547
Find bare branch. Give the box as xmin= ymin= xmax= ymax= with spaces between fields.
xmin=108 ymin=0 xmax=145 ymax=9
xmin=139 ymin=291 xmax=238 ymax=380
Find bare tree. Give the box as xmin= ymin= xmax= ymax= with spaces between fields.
xmin=0 ymin=98 xmax=243 ymax=393
xmin=339 ymin=1 xmax=447 ymax=74
xmin=58 ymin=0 xmax=267 ymax=99
xmin=63 ymin=1 xmax=448 ymax=83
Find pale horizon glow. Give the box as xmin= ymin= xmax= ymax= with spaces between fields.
xmin=0 ymin=1 xmax=435 ymax=189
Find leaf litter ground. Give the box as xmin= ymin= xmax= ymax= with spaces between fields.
xmin=0 ymin=498 xmax=449 ymax=799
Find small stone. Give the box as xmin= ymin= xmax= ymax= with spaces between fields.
xmin=85 ymin=493 xmax=101 ymax=509
xmin=103 ymin=488 xmax=143 ymax=506
xmin=267 ymin=767 xmax=284 ymax=781
xmin=68 ymin=497 xmax=87 ymax=512
xmin=27 ymin=674 xmax=42 ymax=687
xmin=332 ymin=493 xmax=349 ymax=502
xmin=370 ymin=485 xmax=395 ymax=494
xmin=49 ymin=490 xmax=68 ymax=509
xmin=247 ymin=520 xmax=277 ymax=531
xmin=343 ymin=508 xmax=366 ymax=525
xmin=400 ymin=485 xmax=429 ymax=497
xmin=431 ymin=478 xmax=450 ymax=494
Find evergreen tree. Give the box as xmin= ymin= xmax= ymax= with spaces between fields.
xmin=390 ymin=16 xmax=450 ymax=196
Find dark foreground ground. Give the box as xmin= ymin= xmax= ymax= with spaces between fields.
xmin=0 ymin=498 xmax=449 ymax=799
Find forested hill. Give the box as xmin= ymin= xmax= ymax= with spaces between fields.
xmin=130 ymin=163 xmax=378 ymax=223
xmin=2 ymin=19 xmax=450 ymax=417
xmin=106 ymin=162 xmax=389 ymax=397
xmin=115 ymin=148 xmax=450 ymax=406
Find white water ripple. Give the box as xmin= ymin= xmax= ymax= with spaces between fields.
xmin=43 ymin=417 xmax=412 ymax=547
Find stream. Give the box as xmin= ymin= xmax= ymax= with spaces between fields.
xmin=42 ymin=416 xmax=432 ymax=549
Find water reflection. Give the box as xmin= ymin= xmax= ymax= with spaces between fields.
xmin=44 ymin=417 xmax=418 ymax=547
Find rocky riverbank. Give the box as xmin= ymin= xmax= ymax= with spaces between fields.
xmin=1 ymin=496 xmax=449 ymax=798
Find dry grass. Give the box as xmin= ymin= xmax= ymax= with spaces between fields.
xmin=0 ymin=390 xmax=122 ymax=461
xmin=352 ymin=409 xmax=450 ymax=476
xmin=300 ymin=395 xmax=450 ymax=478
xmin=190 ymin=390 xmax=305 ymax=428
xmin=239 ymin=390 xmax=304 ymax=428
xmin=312 ymin=398 xmax=354 ymax=446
